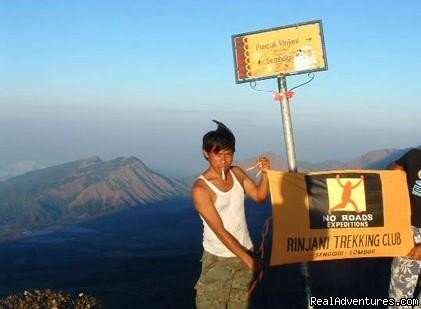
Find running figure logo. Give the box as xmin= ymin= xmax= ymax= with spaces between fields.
xmin=306 ymin=173 xmax=383 ymax=229
xmin=327 ymin=175 xmax=366 ymax=214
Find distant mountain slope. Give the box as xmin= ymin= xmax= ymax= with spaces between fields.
xmin=340 ymin=149 xmax=401 ymax=169
xmin=238 ymin=146 xmax=420 ymax=173
xmin=237 ymin=151 xmax=345 ymax=173
xmin=0 ymin=156 xmax=188 ymax=239
xmin=238 ymin=151 xmax=289 ymax=171
xmin=237 ymin=152 xmax=342 ymax=173
xmin=298 ymin=159 xmax=345 ymax=171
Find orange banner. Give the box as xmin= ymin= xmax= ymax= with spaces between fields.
xmin=267 ymin=170 xmax=413 ymax=265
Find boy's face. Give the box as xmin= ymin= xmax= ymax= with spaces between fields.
xmin=204 ymin=148 xmax=234 ymax=171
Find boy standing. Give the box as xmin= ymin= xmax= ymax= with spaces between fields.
xmin=192 ymin=120 xmax=270 ymax=308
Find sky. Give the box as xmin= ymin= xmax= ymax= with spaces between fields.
xmin=1 ymin=0 xmax=421 ymax=177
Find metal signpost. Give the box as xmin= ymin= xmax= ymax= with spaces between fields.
xmin=277 ymin=74 xmax=313 ymax=308
xmin=232 ymin=20 xmax=328 ymax=309
xmin=277 ymin=75 xmax=297 ymax=172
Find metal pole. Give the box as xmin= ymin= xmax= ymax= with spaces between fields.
xmin=277 ymin=75 xmax=313 ymax=309
xmin=277 ymin=76 xmax=297 ymax=172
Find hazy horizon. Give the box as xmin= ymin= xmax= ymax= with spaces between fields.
xmin=1 ymin=0 xmax=420 ymax=177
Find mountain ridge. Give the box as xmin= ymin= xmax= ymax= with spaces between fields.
xmin=0 ymin=156 xmax=189 ymax=241
xmin=2 ymin=145 xmax=420 ymax=241
xmin=238 ymin=146 xmax=420 ymax=173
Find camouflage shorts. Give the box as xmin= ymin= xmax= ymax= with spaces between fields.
xmin=195 ymin=251 xmax=254 ymax=309
xmin=388 ymin=226 xmax=421 ymax=309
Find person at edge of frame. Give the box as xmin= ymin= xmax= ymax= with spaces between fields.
xmin=192 ymin=120 xmax=271 ymax=309
xmin=388 ymin=148 xmax=421 ymax=309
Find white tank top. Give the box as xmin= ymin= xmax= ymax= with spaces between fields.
xmin=198 ymin=169 xmax=253 ymax=257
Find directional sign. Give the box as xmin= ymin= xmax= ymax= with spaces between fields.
xmin=232 ymin=20 xmax=328 ymax=83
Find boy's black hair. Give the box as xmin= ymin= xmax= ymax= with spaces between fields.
xmin=202 ymin=120 xmax=236 ymax=155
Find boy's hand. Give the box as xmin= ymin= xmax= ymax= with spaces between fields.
xmin=257 ymin=156 xmax=270 ymax=173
